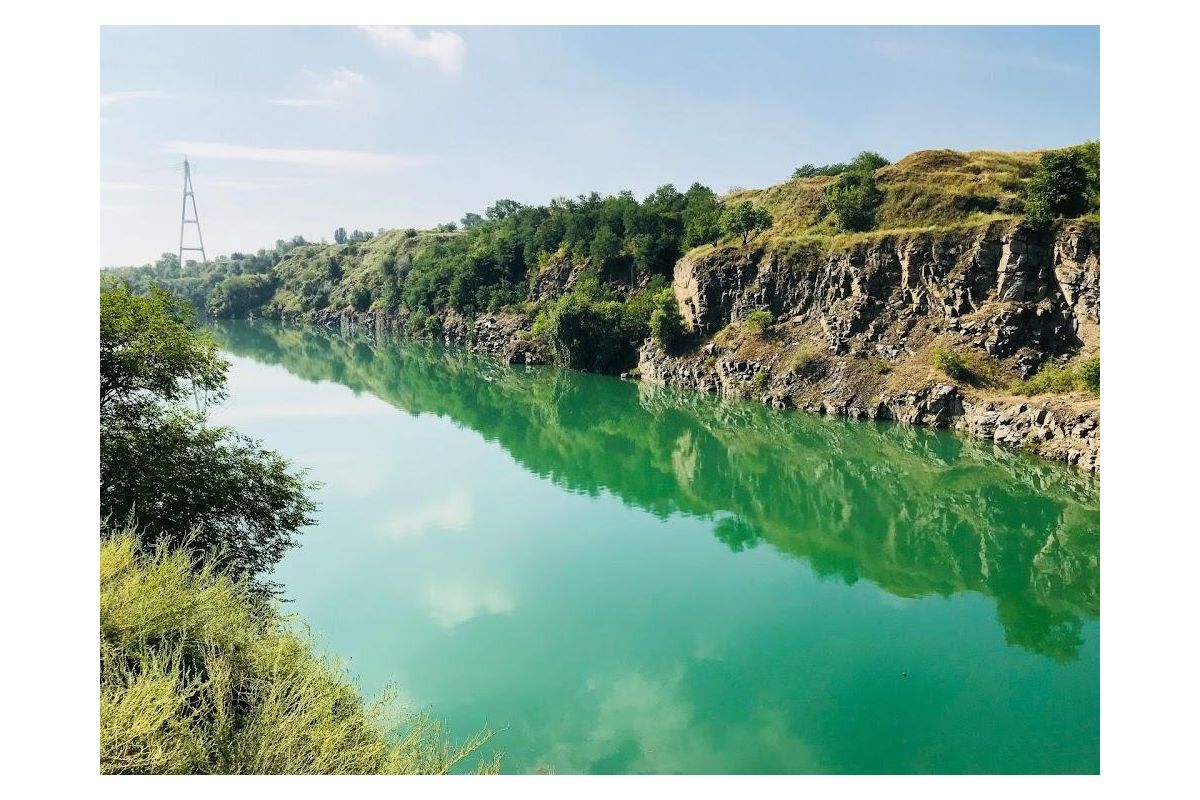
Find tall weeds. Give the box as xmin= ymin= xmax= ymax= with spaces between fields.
xmin=100 ymin=530 xmax=498 ymax=774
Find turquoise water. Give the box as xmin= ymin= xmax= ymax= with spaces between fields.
xmin=207 ymin=320 xmax=1100 ymax=774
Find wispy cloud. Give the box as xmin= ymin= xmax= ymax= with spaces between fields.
xmin=162 ymin=140 xmax=427 ymax=171
xmin=100 ymin=90 xmax=171 ymax=107
xmin=270 ymin=67 xmax=368 ymax=110
xmin=359 ymin=26 xmax=466 ymax=75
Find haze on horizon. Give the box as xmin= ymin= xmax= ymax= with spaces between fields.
xmin=100 ymin=25 xmax=1099 ymax=268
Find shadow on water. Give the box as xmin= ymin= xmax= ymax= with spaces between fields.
xmin=210 ymin=320 xmax=1099 ymax=664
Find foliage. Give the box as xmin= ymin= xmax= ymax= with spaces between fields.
xmin=682 ymin=183 xmax=723 ymax=248
xmin=100 ymin=282 xmax=316 ymax=591
xmin=649 ymin=288 xmax=686 ymax=349
xmin=100 ymin=532 xmax=497 ymax=775
xmin=1013 ymin=355 xmax=1100 ymax=397
xmin=721 ymin=202 xmax=774 ymax=247
xmin=100 ymin=281 xmax=227 ymax=420
xmin=743 ymin=309 xmax=774 ymax=336
xmin=1023 ymin=142 xmax=1100 ymax=228
xmin=792 ymin=162 xmax=849 ymax=179
xmin=824 ymin=155 xmax=887 ymax=232
xmin=793 ymin=152 xmax=888 ymax=181
xmin=931 ymin=346 xmax=971 ymax=381
xmin=206 ymin=273 xmax=277 ymax=319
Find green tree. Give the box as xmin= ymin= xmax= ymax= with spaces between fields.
xmin=589 ymin=224 xmax=623 ymax=273
xmin=721 ymin=202 xmax=774 ymax=248
xmin=649 ymin=288 xmax=686 ymax=350
xmin=460 ymin=212 xmax=483 ymax=230
xmin=825 ymin=169 xmax=885 ymax=232
xmin=100 ymin=282 xmax=316 ymax=591
xmin=683 ymin=183 xmax=722 ymax=248
xmin=850 ymin=151 xmax=890 ymax=172
xmin=100 ymin=281 xmax=227 ymax=419
xmin=334 ymin=227 xmax=347 ymax=245
xmin=1024 ymin=143 xmax=1100 ymax=228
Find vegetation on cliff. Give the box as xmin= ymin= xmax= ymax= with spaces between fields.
xmin=101 ymin=143 xmax=1100 ymax=385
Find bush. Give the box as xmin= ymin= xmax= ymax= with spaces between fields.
xmin=206 ymin=274 xmax=277 ymax=319
xmin=100 ymin=532 xmax=497 ymax=775
xmin=932 ymin=347 xmax=971 ymax=381
xmin=1024 ymin=143 xmax=1100 ymax=228
xmin=649 ymin=289 xmax=685 ymax=349
xmin=743 ymin=309 xmax=774 ymax=336
xmin=826 ymin=169 xmax=884 ymax=232
xmin=1014 ymin=355 xmax=1099 ymax=397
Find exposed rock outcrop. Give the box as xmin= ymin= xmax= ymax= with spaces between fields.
xmin=642 ymin=220 xmax=1100 ymax=471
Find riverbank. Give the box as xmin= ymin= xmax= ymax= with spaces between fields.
xmin=278 ymin=217 xmax=1100 ymax=473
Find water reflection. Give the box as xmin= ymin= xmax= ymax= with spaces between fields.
xmin=210 ymin=320 xmax=1099 ymax=664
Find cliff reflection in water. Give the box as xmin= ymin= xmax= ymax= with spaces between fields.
xmin=211 ymin=320 xmax=1099 ymax=663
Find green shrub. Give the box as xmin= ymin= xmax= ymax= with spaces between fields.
xmin=1077 ymin=356 xmax=1100 ymax=395
xmin=1014 ymin=355 xmax=1099 ymax=397
xmin=826 ymin=168 xmax=884 ymax=232
xmin=751 ymin=369 xmax=770 ymax=392
xmin=743 ymin=309 xmax=774 ymax=336
xmin=1023 ymin=142 xmax=1100 ymax=228
xmin=100 ymin=531 xmax=497 ymax=775
xmin=932 ymin=347 xmax=971 ymax=381
xmin=649 ymin=289 xmax=685 ymax=349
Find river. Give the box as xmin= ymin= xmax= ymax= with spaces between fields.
xmin=206 ymin=319 xmax=1099 ymax=774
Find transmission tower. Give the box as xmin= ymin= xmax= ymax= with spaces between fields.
xmin=177 ymin=157 xmax=208 ymax=269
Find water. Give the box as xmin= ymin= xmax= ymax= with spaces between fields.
xmin=207 ymin=320 xmax=1100 ymax=775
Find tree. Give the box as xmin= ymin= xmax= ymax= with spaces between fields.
xmin=850 ymin=151 xmax=890 ymax=172
xmin=485 ymin=199 xmax=524 ymax=221
xmin=683 ymin=183 xmax=722 ymax=248
xmin=100 ymin=282 xmax=316 ymax=591
xmin=589 ymin=224 xmax=622 ymax=273
xmin=1023 ymin=143 xmax=1100 ymax=228
xmin=721 ymin=202 xmax=774 ymax=248
xmin=825 ymin=169 xmax=884 ymax=232
xmin=649 ymin=288 xmax=686 ymax=350
xmin=461 ymin=212 xmax=483 ymax=230
xmin=334 ymin=227 xmax=347 ymax=244
xmin=100 ymin=281 xmax=227 ymax=419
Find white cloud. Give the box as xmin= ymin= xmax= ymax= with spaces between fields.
xmin=422 ymin=580 xmax=514 ymax=629
xmin=162 ymin=140 xmax=426 ymax=171
xmin=359 ymin=26 xmax=466 ymax=75
xmin=270 ymin=67 xmax=368 ymax=110
xmin=100 ymin=90 xmax=171 ymax=107
xmin=380 ymin=489 xmax=473 ymax=539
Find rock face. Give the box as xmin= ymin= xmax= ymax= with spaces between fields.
xmin=673 ymin=221 xmax=1098 ymax=372
xmin=292 ymin=307 xmax=549 ymax=365
xmin=284 ymin=218 xmax=1100 ymax=472
xmin=643 ymin=220 xmax=1100 ymax=472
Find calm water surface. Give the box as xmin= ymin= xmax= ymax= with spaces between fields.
xmin=207 ymin=320 xmax=1099 ymax=774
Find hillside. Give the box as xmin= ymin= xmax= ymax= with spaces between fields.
xmin=102 ymin=143 xmax=1101 ymax=469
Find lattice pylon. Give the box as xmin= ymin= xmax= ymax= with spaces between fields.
xmin=177 ymin=157 xmax=208 ymax=268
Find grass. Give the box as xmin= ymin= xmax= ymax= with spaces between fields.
xmin=743 ymin=309 xmax=774 ymax=336
xmin=714 ymin=146 xmax=1074 ymax=255
xmin=100 ymin=530 xmax=499 ymax=775
xmin=1013 ymin=355 xmax=1099 ymax=397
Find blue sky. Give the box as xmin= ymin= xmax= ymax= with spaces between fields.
xmin=100 ymin=26 xmax=1099 ymax=267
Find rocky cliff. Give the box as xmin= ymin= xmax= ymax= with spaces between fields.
xmin=638 ymin=220 xmax=1100 ymax=471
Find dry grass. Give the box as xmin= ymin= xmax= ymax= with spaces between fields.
xmin=714 ymin=146 xmax=1067 ymax=255
xmin=100 ymin=530 xmax=499 ymax=775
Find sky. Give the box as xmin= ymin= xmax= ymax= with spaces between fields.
xmin=100 ymin=25 xmax=1099 ymax=268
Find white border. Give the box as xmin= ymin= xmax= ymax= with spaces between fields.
xmin=5 ymin=2 xmax=1199 ymax=798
